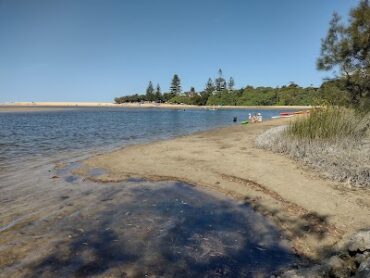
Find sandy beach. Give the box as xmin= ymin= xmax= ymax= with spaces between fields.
xmin=75 ymin=117 xmax=370 ymax=260
xmin=0 ymin=101 xmax=311 ymax=112
xmin=1 ymin=110 xmax=369 ymax=276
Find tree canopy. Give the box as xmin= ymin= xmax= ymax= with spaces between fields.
xmin=146 ymin=81 xmax=155 ymax=101
xmin=170 ymin=74 xmax=181 ymax=97
xmin=215 ymin=69 xmax=227 ymax=92
xmin=317 ymin=0 xmax=370 ymax=109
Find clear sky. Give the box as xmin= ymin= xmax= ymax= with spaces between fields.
xmin=0 ymin=0 xmax=359 ymax=102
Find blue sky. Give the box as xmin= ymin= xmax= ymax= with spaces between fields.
xmin=0 ymin=0 xmax=359 ymax=102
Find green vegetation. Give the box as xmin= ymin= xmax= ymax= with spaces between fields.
xmin=145 ymin=81 xmax=155 ymax=102
xmin=115 ymin=80 xmax=336 ymax=106
xmin=214 ymin=69 xmax=227 ymax=92
xmin=286 ymin=107 xmax=369 ymax=140
xmin=116 ymin=2 xmax=369 ymax=111
xmin=114 ymin=72 xmax=353 ymax=107
xmin=286 ymin=0 xmax=370 ymax=141
xmin=256 ymin=107 xmax=370 ymax=187
xmin=168 ymin=95 xmax=198 ymax=105
xmin=317 ymin=0 xmax=370 ymax=110
xmin=257 ymin=0 xmax=370 ymax=186
xmin=206 ymin=83 xmax=328 ymax=106
xmin=155 ymin=84 xmax=162 ymax=101
xmin=169 ymin=74 xmax=182 ymax=97
xmin=256 ymin=1 xmax=370 ymax=187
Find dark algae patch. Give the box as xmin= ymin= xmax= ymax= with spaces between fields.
xmin=25 ymin=181 xmax=299 ymax=277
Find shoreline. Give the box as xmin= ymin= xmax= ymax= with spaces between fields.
xmin=74 ymin=117 xmax=370 ymax=260
xmin=0 ymin=101 xmax=311 ymax=112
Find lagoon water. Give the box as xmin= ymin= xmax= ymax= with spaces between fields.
xmin=0 ymin=108 xmax=299 ymax=277
xmin=0 ymin=108 xmax=288 ymax=164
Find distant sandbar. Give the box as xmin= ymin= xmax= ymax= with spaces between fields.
xmin=0 ymin=101 xmax=311 ymax=112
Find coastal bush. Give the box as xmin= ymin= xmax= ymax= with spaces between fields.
xmin=115 ymin=80 xmax=358 ymax=107
xmin=205 ymin=84 xmax=326 ymax=106
xmin=169 ymin=95 xmax=202 ymax=105
xmin=256 ymin=107 xmax=370 ymax=187
xmin=206 ymin=90 xmax=238 ymax=106
xmin=286 ymin=107 xmax=368 ymax=141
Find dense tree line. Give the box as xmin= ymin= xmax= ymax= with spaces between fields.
xmin=114 ymin=74 xmax=181 ymax=104
xmin=115 ymin=70 xmax=235 ymax=105
xmin=205 ymin=82 xmax=348 ymax=106
xmin=115 ymin=80 xmax=347 ymax=107
xmin=115 ymin=70 xmax=348 ymax=107
xmin=116 ymin=0 xmax=369 ymax=112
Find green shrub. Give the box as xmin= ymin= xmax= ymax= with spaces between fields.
xmin=206 ymin=90 xmax=237 ymax=106
xmin=286 ymin=107 xmax=369 ymax=141
xmin=169 ymin=95 xmax=202 ymax=105
xmin=257 ymin=107 xmax=370 ymax=186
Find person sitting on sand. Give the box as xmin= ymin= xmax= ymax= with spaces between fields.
xmin=248 ymin=113 xmax=252 ymax=121
xmin=251 ymin=113 xmax=258 ymax=123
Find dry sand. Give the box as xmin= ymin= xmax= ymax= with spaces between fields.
xmin=0 ymin=101 xmax=311 ymax=112
xmin=75 ymin=118 xmax=370 ymax=259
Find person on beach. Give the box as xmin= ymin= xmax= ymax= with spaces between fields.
xmin=257 ymin=112 xmax=263 ymax=122
xmin=249 ymin=113 xmax=258 ymax=123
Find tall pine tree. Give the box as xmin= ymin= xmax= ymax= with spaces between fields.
xmin=170 ymin=74 xmax=181 ymax=96
xmin=146 ymin=81 xmax=154 ymax=101
xmin=215 ymin=69 xmax=226 ymax=92
xmin=205 ymin=78 xmax=215 ymax=94
xmin=228 ymin=77 xmax=235 ymax=91
xmin=188 ymin=86 xmax=196 ymax=97
xmin=155 ymin=83 xmax=162 ymax=102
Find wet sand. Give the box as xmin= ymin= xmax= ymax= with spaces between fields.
xmin=75 ymin=118 xmax=370 ymax=260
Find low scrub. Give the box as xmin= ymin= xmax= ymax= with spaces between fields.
xmin=256 ymin=107 xmax=370 ymax=187
xmin=286 ymin=107 xmax=368 ymax=141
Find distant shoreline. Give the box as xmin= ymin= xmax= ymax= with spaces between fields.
xmin=0 ymin=102 xmax=311 ymax=112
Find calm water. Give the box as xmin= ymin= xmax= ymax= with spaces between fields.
xmin=0 ymin=107 xmax=287 ymax=166
xmin=0 ymin=107 xmax=299 ymax=277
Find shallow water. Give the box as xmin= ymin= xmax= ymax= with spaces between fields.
xmin=0 ymin=108 xmax=299 ymax=277
xmin=2 ymin=166 xmax=298 ymax=277
xmin=0 ymin=107 xmax=289 ymax=165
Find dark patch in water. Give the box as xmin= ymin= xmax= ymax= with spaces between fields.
xmin=88 ymin=168 xmax=106 ymax=177
xmin=55 ymin=162 xmax=81 ymax=177
xmin=28 ymin=181 xmax=299 ymax=277
xmin=54 ymin=162 xmax=83 ymax=184
xmin=64 ymin=175 xmax=79 ymax=184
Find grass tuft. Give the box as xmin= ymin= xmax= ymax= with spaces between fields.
xmin=256 ymin=107 xmax=370 ymax=187
xmin=286 ymin=107 xmax=367 ymax=141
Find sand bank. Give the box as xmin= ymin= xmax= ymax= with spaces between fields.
xmin=0 ymin=101 xmax=311 ymax=112
xmin=76 ymin=118 xmax=370 ymax=259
